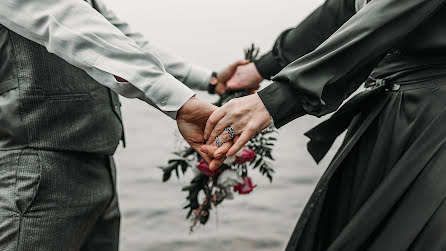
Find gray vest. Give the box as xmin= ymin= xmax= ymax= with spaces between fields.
xmin=0 ymin=26 xmax=124 ymax=155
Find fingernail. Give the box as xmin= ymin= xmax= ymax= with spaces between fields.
xmin=216 ymin=154 xmax=222 ymax=158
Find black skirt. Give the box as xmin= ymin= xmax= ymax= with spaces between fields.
xmin=286 ymin=77 xmax=446 ymax=251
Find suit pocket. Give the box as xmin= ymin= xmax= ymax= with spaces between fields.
xmin=14 ymin=149 xmax=42 ymax=215
xmin=0 ymin=79 xmax=18 ymax=94
xmin=0 ymin=78 xmax=27 ymax=148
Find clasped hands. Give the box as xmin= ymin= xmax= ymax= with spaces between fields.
xmin=177 ymin=61 xmax=272 ymax=171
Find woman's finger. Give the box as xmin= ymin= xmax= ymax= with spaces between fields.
xmin=226 ymin=75 xmax=242 ymax=90
xmin=206 ymin=115 xmax=232 ymax=145
xmin=204 ymin=108 xmax=226 ymax=140
xmin=226 ymin=130 xmax=256 ymax=157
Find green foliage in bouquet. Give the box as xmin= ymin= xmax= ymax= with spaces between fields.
xmin=160 ymin=44 xmax=277 ymax=232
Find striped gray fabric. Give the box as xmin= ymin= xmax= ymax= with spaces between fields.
xmin=0 ymin=149 xmax=120 ymax=250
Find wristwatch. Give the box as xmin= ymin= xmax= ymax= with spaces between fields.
xmin=207 ymin=72 xmax=218 ymax=94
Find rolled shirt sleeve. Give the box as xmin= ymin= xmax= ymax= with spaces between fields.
xmin=0 ymin=0 xmax=198 ymax=119
xmin=259 ymin=0 xmax=446 ymax=127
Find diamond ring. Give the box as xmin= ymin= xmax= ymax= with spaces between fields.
xmin=224 ymin=126 xmax=235 ymax=140
xmin=215 ymin=126 xmax=235 ymax=147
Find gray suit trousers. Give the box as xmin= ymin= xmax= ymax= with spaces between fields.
xmin=0 ymin=149 xmax=120 ymax=251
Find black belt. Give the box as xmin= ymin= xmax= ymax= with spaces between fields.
xmin=305 ymin=76 xmax=446 ymax=163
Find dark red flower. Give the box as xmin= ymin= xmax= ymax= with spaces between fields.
xmin=234 ymin=176 xmax=257 ymax=194
xmin=235 ymin=148 xmax=256 ymax=164
xmin=196 ymin=159 xmax=221 ymax=177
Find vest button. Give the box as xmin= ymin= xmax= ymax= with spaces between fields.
xmin=160 ymin=98 xmax=168 ymax=106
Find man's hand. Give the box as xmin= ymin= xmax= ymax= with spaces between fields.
xmin=177 ymin=97 xmax=232 ymax=169
xmin=226 ymin=62 xmax=264 ymax=91
xmin=215 ymin=60 xmax=250 ymax=95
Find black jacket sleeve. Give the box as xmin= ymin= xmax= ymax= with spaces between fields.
xmin=255 ymin=0 xmax=356 ymax=80
xmin=259 ymin=0 xmax=446 ymax=128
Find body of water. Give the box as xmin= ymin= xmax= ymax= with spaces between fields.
xmin=103 ymin=0 xmax=343 ymax=250
xmin=115 ymin=92 xmax=342 ymax=250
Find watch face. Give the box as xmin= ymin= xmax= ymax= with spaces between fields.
xmin=210 ymin=77 xmax=218 ymax=85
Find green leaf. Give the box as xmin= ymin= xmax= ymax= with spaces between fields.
xmin=265 ymin=151 xmax=275 ymax=160
xmin=162 ymin=170 xmax=172 ymax=182
xmin=253 ymin=157 xmax=263 ymax=169
xmin=180 ymin=161 xmax=189 ymax=174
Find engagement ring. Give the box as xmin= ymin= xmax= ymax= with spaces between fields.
xmin=224 ymin=126 xmax=235 ymax=140
xmin=215 ymin=136 xmax=224 ymax=147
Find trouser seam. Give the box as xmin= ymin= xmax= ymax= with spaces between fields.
xmin=16 ymin=215 xmax=22 ymax=251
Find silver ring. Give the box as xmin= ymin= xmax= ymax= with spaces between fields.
xmin=224 ymin=126 xmax=235 ymax=140
xmin=215 ymin=136 xmax=224 ymax=147
xmin=215 ymin=126 xmax=235 ymax=147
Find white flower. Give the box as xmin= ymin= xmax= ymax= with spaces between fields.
xmin=217 ymin=169 xmax=242 ymax=188
xmin=224 ymin=187 xmax=235 ymax=200
xmin=223 ymin=155 xmax=236 ymax=165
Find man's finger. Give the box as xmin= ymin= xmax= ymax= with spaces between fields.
xmin=226 ymin=131 xmax=254 ymax=157
xmin=209 ymin=156 xmax=226 ymax=171
xmin=204 ymin=109 xmax=226 ymax=140
xmin=200 ymin=142 xmax=219 ymax=157
xmin=214 ymin=140 xmax=233 ymax=159
xmin=193 ymin=145 xmax=212 ymax=164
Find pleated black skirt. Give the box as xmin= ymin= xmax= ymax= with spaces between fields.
xmin=287 ymin=78 xmax=446 ymax=251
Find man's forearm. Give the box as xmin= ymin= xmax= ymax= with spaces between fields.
xmin=93 ymin=0 xmax=212 ymax=91
xmin=0 ymin=0 xmax=198 ymax=119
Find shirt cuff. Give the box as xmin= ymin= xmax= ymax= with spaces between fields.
xmin=254 ymin=51 xmax=284 ymax=80
xmin=257 ymin=82 xmax=307 ymax=128
xmin=185 ymin=65 xmax=213 ymax=90
xmin=145 ymin=74 xmax=195 ymax=119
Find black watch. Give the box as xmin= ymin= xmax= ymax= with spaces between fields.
xmin=207 ymin=72 xmax=218 ymax=94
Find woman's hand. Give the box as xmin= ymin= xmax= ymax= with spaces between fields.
xmin=215 ymin=60 xmax=250 ymax=95
xmin=203 ymin=94 xmax=272 ymax=159
xmin=226 ymin=62 xmax=264 ymax=90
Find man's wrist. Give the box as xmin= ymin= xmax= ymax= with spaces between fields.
xmin=144 ymin=74 xmax=195 ymax=120
xmin=177 ymin=96 xmax=197 ymax=120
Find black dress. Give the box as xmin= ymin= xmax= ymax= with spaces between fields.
xmin=255 ymin=0 xmax=446 ymax=250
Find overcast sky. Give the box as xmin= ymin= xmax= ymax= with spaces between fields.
xmin=103 ymin=0 xmax=324 ymax=71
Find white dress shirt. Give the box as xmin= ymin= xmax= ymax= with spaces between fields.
xmin=0 ymin=0 xmax=212 ymax=119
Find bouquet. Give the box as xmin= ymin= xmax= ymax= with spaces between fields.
xmin=160 ymin=44 xmax=277 ymax=232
